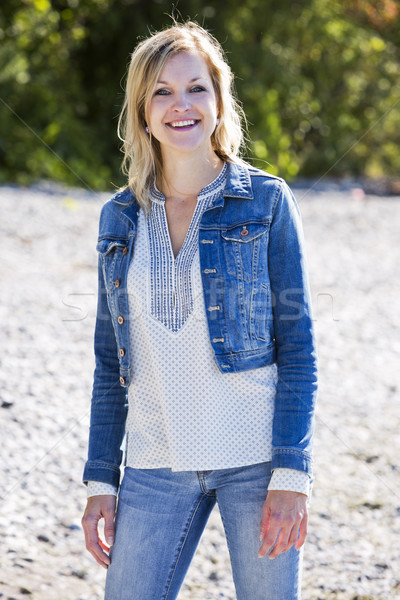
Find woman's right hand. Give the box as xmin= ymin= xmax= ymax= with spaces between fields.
xmin=81 ymin=495 xmax=117 ymax=569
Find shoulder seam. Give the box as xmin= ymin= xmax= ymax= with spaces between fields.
xmin=249 ymin=169 xmax=284 ymax=182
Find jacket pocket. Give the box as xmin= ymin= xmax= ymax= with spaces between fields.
xmin=221 ymin=220 xmax=270 ymax=284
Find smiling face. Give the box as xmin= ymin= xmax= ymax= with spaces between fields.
xmin=147 ymin=52 xmax=219 ymax=162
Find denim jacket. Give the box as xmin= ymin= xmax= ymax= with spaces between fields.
xmin=82 ymin=161 xmax=318 ymax=490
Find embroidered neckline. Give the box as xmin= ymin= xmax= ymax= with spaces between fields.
xmin=149 ymin=162 xmax=227 ymax=205
xmin=146 ymin=162 xmax=227 ymax=333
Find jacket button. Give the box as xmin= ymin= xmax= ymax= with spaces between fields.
xmin=115 ymin=279 xmax=120 ymax=287
xmin=240 ymin=227 xmax=249 ymax=237
xmin=119 ymin=376 xmax=126 ymax=385
xmin=122 ymin=246 xmax=128 ymax=255
xmin=119 ymin=348 xmax=125 ymax=357
xmin=118 ymin=315 xmax=124 ymax=325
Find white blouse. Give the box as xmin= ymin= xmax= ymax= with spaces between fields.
xmin=87 ymin=164 xmax=310 ymax=497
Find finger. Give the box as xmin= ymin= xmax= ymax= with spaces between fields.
xmin=82 ymin=515 xmax=111 ymax=569
xmin=269 ymin=518 xmax=303 ymax=559
xmin=258 ymin=520 xmax=281 ymax=558
xmin=287 ymin=519 xmax=301 ymax=548
xmin=89 ymin=545 xmax=111 ymax=569
xmin=295 ymin=513 xmax=308 ymax=550
xmin=268 ymin=526 xmax=292 ymax=559
xmin=259 ymin=506 xmax=271 ymax=542
xmin=86 ymin=532 xmax=111 ymax=569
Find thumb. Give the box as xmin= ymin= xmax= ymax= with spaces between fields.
xmin=104 ymin=526 xmax=115 ymax=546
xmin=103 ymin=507 xmax=116 ymax=547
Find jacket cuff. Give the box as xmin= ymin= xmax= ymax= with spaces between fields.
xmin=271 ymin=448 xmax=313 ymax=475
xmin=82 ymin=460 xmax=121 ymax=490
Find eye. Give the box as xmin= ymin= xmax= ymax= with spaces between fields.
xmin=154 ymin=88 xmax=170 ymax=96
xmin=190 ymin=86 xmax=206 ymax=92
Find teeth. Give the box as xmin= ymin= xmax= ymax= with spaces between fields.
xmin=170 ymin=120 xmax=196 ymax=127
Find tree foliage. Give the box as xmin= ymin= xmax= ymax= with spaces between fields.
xmin=0 ymin=0 xmax=399 ymax=189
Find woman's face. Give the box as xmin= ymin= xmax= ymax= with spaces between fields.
xmin=147 ymin=52 xmax=219 ymax=161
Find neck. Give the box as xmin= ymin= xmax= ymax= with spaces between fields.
xmin=158 ymin=150 xmax=224 ymax=200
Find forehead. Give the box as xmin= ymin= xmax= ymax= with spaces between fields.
xmin=157 ymin=52 xmax=211 ymax=81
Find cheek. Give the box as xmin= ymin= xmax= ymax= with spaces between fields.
xmin=196 ymin=95 xmax=216 ymax=114
xmin=148 ymin=100 xmax=164 ymax=122
xmin=205 ymin=101 xmax=218 ymax=121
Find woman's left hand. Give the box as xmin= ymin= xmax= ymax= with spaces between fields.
xmin=258 ymin=490 xmax=308 ymax=559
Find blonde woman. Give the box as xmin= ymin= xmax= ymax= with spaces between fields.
xmin=81 ymin=21 xmax=318 ymax=600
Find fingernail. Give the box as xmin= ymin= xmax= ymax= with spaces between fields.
xmin=259 ymin=533 xmax=263 ymax=541
xmin=106 ymin=536 xmax=114 ymax=546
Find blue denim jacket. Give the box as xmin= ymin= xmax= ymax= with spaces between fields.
xmin=82 ymin=162 xmax=318 ymax=490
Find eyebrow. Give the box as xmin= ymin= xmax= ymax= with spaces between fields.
xmin=156 ymin=76 xmax=205 ymax=85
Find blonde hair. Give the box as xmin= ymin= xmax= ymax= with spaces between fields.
xmin=117 ymin=21 xmax=247 ymax=210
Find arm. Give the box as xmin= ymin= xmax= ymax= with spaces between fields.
xmin=82 ymin=219 xmax=128 ymax=566
xmin=259 ymin=182 xmax=317 ymax=559
xmin=268 ymin=181 xmax=318 ymax=475
xmin=82 ymin=250 xmax=128 ymax=489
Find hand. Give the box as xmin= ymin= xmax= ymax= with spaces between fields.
xmin=81 ymin=495 xmax=117 ymax=569
xmin=258 ymin=490 xmax=308 ymax=559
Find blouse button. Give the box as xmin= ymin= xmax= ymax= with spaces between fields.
xmin=122 ymin=246 xmax=128 ymax=255
xmin=240 ymin=227 xmax=249 ymax=237
xmin=117 ymin=315 xmax=124 ymax=325
xmin=119 ymin=376 xmax=126 ymax=385
xmin=119 ymin=348 xmax=125 ymax=357
xmin=115 ymin=279 xmax=120 ymax=287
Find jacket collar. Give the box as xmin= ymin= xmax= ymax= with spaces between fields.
xmin=113 ymin=159 xmax=254 ymax=210
xmin=223 ymin=160 xmax=253 ymax=200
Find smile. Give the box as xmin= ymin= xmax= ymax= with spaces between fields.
xmin=166 ymin=120 xmax=200 ymax=130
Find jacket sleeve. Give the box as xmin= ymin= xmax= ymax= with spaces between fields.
xmin=268 ymin=180 xmax=318 ymax=476
xmin=82 ymin=247 xmax=128 ymax=490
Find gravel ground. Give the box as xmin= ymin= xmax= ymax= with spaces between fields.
xmin=0 ymin=180 xmax=399 ymax=600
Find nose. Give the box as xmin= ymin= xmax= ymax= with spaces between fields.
xmin=172 ymin=91 xmax=191 ymax=112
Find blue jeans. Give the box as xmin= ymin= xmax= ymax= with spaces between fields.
xmin=104 ymin=462 xmax=303 ymax=599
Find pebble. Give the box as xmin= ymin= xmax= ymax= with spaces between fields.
xmin=0 ymin=181 xmax=399 ymax=599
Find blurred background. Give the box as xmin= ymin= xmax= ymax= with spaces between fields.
xmin=1 ymin=0 xmax=400 ymax=189
xmin=1 ymin=2 xmax=400 ymax=599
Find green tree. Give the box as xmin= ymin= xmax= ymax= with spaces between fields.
xmin=0 ymin=0 xmax=399 ymax=188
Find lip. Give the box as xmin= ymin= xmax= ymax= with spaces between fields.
xmin=165 ymin=119 xmax=200 ymax=131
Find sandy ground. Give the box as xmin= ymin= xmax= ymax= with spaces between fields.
xmin=0 ymin=180 xmax=399 ymax=600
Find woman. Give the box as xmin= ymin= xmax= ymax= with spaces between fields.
xmin=81 ymin=21 xmax=318 ymax=600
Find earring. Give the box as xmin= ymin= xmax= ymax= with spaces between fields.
xmin=145 ymin=126 xmax=150 ymax=133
